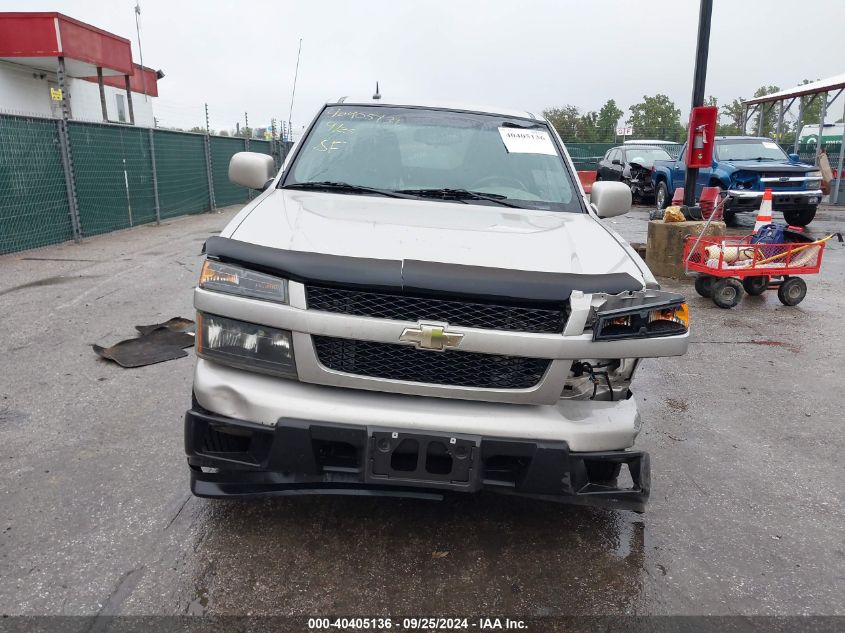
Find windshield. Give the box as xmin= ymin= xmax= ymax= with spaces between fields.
xmin=716 ymin=139 xmax=788 ymax=161
xmin=283 ymin=105 xmax=582 ymax=212
xmin=624 ymin=147 xmax=672 ymax=163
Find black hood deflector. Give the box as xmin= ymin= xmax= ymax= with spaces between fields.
xmin=204 ymin=236 xmax=642 ymax=304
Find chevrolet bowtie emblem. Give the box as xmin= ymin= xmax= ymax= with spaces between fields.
xmin=399 ymin=323 xmax=464 ymax=351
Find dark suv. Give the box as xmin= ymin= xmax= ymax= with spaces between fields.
xmin=597 ymin=145 xmax=673 ymax=202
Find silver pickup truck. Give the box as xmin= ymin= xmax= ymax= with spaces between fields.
xmin=185 ymin=98 xmax=689 ymax=511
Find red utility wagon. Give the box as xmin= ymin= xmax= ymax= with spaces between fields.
xmin=683 ymin=234 xmax=829 ymax=308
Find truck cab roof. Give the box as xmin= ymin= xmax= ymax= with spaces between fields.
xmin=713 ymin=136 xmax=776 ymax=141
xmin=328 ymin=96 xmax=543 ymax=122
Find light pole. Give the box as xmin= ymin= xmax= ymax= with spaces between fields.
xmin=682 ymin=0 xmax=713 ymax=209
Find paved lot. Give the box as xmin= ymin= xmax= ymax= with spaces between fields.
xmin=1 ymin=204 xmax=843 ymax=617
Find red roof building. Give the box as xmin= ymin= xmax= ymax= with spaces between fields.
xmin=0 ymin=12 xmax=161 ymax=125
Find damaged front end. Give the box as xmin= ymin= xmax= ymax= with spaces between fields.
xmin=626 ymin=161 xmax=655 ymax=201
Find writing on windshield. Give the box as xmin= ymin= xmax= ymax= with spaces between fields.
xmin=285 ymin=105 xmax=583 ymax=213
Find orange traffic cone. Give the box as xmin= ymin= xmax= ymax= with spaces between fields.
xmin=753 ymin=188 xmax=773 ymax=233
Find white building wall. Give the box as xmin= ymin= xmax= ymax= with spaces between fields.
xmin=0 ymin=60 xmax=55 ymax=117
xmin=68 ymin=78 xmax=155 ymax=127
xmin=0 ymin=60 xmax=155 ymax=127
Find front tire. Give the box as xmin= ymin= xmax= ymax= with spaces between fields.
xmin=655 ymin=181 xmax=670 ymax=209
xmin=777 ymin=277 xmax=807 ymax=306
xmin=712 ymin=278 xmax=744 ymax=308
xmin=695 ymin=275 xmax=715 ymax=298
xmin=782 ymin=207 xmax=817 ymax=227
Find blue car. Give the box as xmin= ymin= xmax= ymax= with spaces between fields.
xmin=652 ymin=136 xmax=823 ymax=226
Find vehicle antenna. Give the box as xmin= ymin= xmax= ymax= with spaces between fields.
xmin=287 ymin=38 xmax=303 ymax=141
xmin=373 ymin=82 xmax=381 ymax=100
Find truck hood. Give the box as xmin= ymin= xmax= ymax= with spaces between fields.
xmin=226 ymin=190 xmax=644 ymax=282
xmin=723 ymin=161 xmax=816 ymax=173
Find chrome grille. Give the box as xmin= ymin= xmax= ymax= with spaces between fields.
xmin=306 ymin=286 xmax=565 ymax=333
xmin=313 ymin=336 xmax=550 ymax=389
xmin=762 ymin=174 xmax=803 ymax=189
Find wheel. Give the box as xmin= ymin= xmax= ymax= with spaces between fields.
xmin=722 ymin=208 xmax=738 ymax=227
xmin=711 ymin=278 xmax=744 ymax=308
xmin=655 ymin=181 xmax=670 ymax=209
xmin=777 ymin=277 xmax=807 ymax=306
xmin=782 ymin=207 xmax=817 ymax=227
xmin=742 ymin=275 xmax=769 ymax=296
xmin=694 ymin=275 xmax=715 ymax=298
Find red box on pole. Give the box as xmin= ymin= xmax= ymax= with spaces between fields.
xmin=685 ymin=106 xmax=718 ymax=169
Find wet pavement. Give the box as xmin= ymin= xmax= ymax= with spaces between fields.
xmin=1 ymin=204 xmax=844 ymax=617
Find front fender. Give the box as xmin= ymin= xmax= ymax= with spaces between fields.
xmin=651 ymin=166 xmax=672 ymax=189
xmin=714 ymin=163 xmax=736 ymax=185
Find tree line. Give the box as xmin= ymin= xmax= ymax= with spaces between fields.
xmin=544 ymin=80 xmax=830 ymax=144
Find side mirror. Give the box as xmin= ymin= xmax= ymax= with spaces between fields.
xmin=590 ymin=181 xmax=631 ymax=218
xmin=229 ymin=152 xmax=276 ymax=190
xmin=787 ymin=153 xmax=800 ymax=163
xmin=611 ymin=159 xmax=622 ymax=166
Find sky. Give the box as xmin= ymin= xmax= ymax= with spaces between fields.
xmin=3 ymin=0 xmax=844 ymax=134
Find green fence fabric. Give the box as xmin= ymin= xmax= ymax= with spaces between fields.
xmin=0 ymin=115 xmax=73 ymax=254
xmin=251 ymin=139 xmax=273 ymax=156
xmin=152 ymin=130 xmax=210 ymax=218
xmin=210 ymin=136 xmax=248 ymax=206
xmin=69 ymin=122 xmax=157 ymax=236
xmin=0 ymin=114 xmax=298 ymax=255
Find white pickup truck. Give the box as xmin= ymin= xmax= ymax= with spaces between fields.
xmin=185 ymin=98 xmax=689 ymax=511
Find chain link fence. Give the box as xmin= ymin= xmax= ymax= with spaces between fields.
xmin=0 ymin=115 xmax=75 ymax=253
xmin=0 ymin=112 xmax=293 ymax=255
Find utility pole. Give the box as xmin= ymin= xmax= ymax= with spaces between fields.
xmin=244 ymin=112 xmax=250 ymax=150
xmin=204 ymin=103 xmax=210 ymax=134
xmin=682 ymin=0 xmax=713 ymax=209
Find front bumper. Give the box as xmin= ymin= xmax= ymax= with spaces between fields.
xmin=185 ymin=404 xmax=650 ymax=511
xmin=193 ymin=359 xmax=641 ymax=452
xmin=726 ymin=189 xmax=821 ymax=211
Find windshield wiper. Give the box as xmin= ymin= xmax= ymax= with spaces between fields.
xmin=284 ymin=181 xmax=413 ymax=199
xmin=395 ymin=188 xmax=521 ymax=208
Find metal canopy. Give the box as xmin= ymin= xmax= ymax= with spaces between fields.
xmin=743 ymin=73 xmax=845 ymax=105
xmin=740 ymin=72 xmax=845 ymax=202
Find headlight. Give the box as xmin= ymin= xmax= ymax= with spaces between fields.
xmin=199 ymin=260 xmax=288 ymax=303
xmin=197 ymin=313 xmax=296 ymax=378
xmin=807 ymin=170 xmax=821 ymax=179
xmin=593 ymin=292 xmax=689 ymax=341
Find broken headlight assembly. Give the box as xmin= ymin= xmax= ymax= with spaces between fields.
xmin=196 ymin=313 xmax=297 ymax=379
xmin=199 ymin=259 xmax=288 ymax=303
xmin=592 ymin=291 xmax=689 ymax=341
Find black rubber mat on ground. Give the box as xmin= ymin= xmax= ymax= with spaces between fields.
xmin=93 ymin=319 xmax=195 ymax=368
xmin=135 ymin=317 xmax=195 ymax=336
